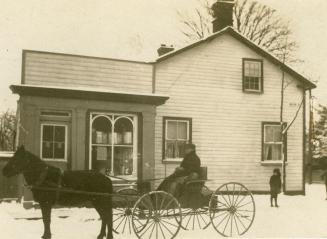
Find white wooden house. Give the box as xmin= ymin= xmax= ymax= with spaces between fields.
xmin=11 ymin=22 xmax=315 ymax=197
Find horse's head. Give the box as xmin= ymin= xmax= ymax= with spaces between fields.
xmin=3 ymin=145 xmax=29 ymax=177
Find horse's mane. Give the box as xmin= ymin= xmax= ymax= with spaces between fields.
xmin=24 ymin=149 xmax=47 ymax=167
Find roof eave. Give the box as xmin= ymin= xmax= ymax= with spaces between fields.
xmin=10 ymin=85 xmax=169 ymax=106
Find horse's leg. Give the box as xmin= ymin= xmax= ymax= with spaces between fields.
xmin=94 ymin=203 xmax=106 ymax=239
xmin=40 ymin=202 xmax=52 ymax=239
xmin=94 ymin=200 xmax=113 ymax=239
xmin=106 ymin=201 xmax=113 ymax=239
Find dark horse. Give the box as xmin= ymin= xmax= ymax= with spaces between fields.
xmin=2 ymin=146 xmax=113 ymax=239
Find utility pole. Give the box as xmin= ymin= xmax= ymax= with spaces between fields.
xmin=280 ymin=50 xmax=286 ymax=193
xmin=308 ymin=90 xmax=313 ymax=184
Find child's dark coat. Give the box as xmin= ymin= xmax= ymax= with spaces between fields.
xmin=270 ymin=174 xmax=281 ymax=198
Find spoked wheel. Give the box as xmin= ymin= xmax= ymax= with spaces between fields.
xmin=180 ymin=184 xmax=211 ymax=231
xmin=209 ymin=182 xmax=255 ymax=237
xmin=180 ymin=207 xmax=211 ymax=230
xmin=132 ymin=191 xmax=182 ymax=239
xmin=113 ymin=188 xmax=138 ymax=234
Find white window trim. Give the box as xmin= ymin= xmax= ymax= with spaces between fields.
xmin=89 ymin=112 xmax=138 ymax=180
xmin=164 ymin=119 xmax=190 ymax=162
xmin=263 ymin=124 xmax=283 ymax=161
xmin=40 ymin=123 xmax=68 ymax=162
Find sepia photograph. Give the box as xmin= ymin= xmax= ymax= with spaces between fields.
xmin=0 ymin=0 xmax=326 ymax=238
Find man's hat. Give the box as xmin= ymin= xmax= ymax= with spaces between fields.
xmin=185 ymin=143 xmax=196 ymax=150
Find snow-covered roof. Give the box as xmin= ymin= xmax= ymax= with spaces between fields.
xmin=10 ymin=84 xmax=169 ymax=106
xmin=155 ymin=26 xmax=316 ymax=89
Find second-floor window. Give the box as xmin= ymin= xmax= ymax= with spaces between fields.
xmin=243 ymin=59 xmax=263 ymax=93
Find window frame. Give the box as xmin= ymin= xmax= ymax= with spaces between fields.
xmin=88 ymin=112 xmax=138 ymax=180
xmin=242 ymin=58 xmax=264 ymax=93
xmin=261 ymin=122 xmax=287 ymax=162
xmin=40 ymin=123 xmax=68 ymax=162
xmin=162 ymin=116 xmax=192 ymax=162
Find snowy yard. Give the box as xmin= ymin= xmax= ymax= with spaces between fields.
xmin=0 ymin=184 xmax=326 ymax=238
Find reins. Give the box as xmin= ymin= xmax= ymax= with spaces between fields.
xmin=105 ymin=174 xmax=167 ymax=183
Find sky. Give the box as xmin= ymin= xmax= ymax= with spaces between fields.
xmin=0 ymin=0 xmax=326 ymax=112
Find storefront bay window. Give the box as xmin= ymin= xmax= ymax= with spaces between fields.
xmin=90 ymin=113 xmax=137 ymax=179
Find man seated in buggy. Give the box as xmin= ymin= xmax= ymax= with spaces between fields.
xmin=157 ymin=143 xmax=201 ymax=198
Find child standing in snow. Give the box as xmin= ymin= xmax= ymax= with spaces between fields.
xmin=321 ymin=170 xmax=327 ymax=200
xmin=270 ymin=168 xmax=282 ymax=207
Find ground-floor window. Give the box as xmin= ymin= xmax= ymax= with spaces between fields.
xmin=163 ymin=117 xmax=192 ymax=161
xmin=90 ymin=112 xmax=137 ymax=179
xmin=40 ymin=124 xmax=67 ymax=161
xmin=262 ymin=122 xmax=284 ymax=161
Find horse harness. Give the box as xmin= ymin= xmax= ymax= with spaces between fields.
xmin=24 ymin=165 xmax=64 ymax=203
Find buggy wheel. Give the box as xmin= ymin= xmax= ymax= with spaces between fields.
xmin=209 ymin=182 xmax=255 ymax=237
xmin=180 ymin=185 xmax=211 ymax=230
xmin=113 ymin=188 xmax=138 ymax=234
xmin=132 ymin=191 xmax=182 ymax=239
xmin=180 ymin=207 xmax=211 ymax=230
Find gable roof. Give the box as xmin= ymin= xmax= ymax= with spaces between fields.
xmin=156 ymin=26 xmax=316 ymax=89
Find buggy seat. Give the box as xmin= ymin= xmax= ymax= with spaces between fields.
xmin=184 ymin=167 xmax=207 ymax=192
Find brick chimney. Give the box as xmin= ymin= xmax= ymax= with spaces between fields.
xmin=157 ymin=44 xmax=174 ymax=56
xmin=212 ymin=0 xmax=234 ymax=33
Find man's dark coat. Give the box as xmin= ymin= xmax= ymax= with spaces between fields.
xmin=157 ymin=151 xmax=201 ymax=192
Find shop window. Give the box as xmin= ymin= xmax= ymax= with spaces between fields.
xmin=90 ymin=113 xmax=137 ymax=179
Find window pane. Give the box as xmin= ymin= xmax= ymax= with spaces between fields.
xmin=176 ymin=141 xmax=186 ymax=158
xmin=166 ymin=140 xmax=175 ymax=158
xmin=177 ymin=122 xmax=187 ymax=140
xmin=114 ymin=118 xmax=133 ymax=145
xmin=245 ymin=61 xmax=261 ymax=77
xmin=264 ymin=144 xmax=282 ymax=161
xmin=271 ymin=144 xmax=282 ymax=160
xmin=244 ymin=62 xmax=250 ymax=75
xmin=43 ymin=125 xmax=53 ymax=141
xmin=265 ymin=126 xmax=274 ymax=142
xmin=92 ymin=117 xmax=112 ymax=144
xmin=42 ymin=142 xmax=53 ymax=158
xmin=167 ymin=121 xmax=177 ymax=139
xmin=92 ymin=146 xmax=112 ymax=173
xmin=244 ymin=77 xmax=260 ymax=90
xmin=54 ymin=142 xmax=65 ymax=159
xmin=54 ymin=126 xmax=65 ymax=142
xmin=273 ymin=126 xmax=282 ymax=142
xmin=265 ymin=125 xmax=282 ymax=143
xmin=113 ymin=147 xmax=133 ymax=176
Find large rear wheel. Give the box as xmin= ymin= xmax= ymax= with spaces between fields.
xmin=209 ymin=182 xmax=255 ymax=237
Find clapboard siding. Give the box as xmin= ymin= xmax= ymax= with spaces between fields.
xmin=24 ymin=51 xmax=153 ymax=93
xmin=154 ymin=34 xmax=304 ymax=192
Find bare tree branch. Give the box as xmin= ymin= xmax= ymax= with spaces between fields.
xmin=177 ymin=0 xmax=298 ymax=63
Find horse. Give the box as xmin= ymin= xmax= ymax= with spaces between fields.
xmin=2 ymin=145 xmax=113 ymax=239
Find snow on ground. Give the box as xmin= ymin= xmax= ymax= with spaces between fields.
xmin=0 ymin=184 xmax=326 ymax=238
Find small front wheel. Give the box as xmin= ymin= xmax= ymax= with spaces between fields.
xmin=132 ymin=191 xmax=182 ymax=239
xmin=209 ymin=182 xmax=255 ymax=237
xmin=113 ymin=188 xmax=138 ymax=234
